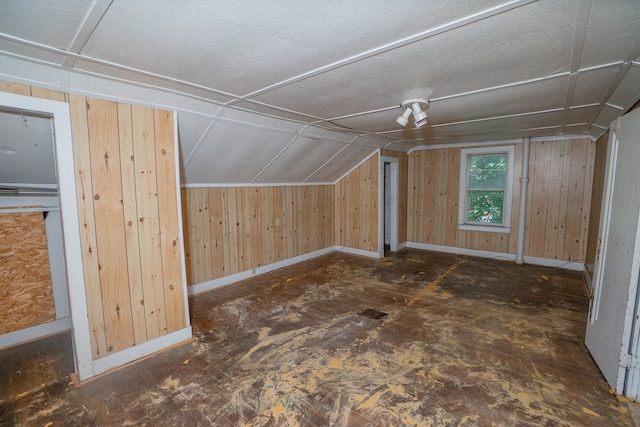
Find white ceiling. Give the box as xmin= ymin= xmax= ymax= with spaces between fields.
xmin=0 ymin=0 xmax=639 ymax=185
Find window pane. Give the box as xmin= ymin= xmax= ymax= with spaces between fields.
xmin=466 ymin=190 xmax=504 ymax=223
xmin=468 ymin=154 xmax=506 ymax=189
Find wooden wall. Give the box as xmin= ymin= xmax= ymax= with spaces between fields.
xmin=380 ymin=149 xmax=408 ymax=244
xmin=0 ymin=211 xmax=55 ymax=335
xmin=407 ymin=139 xmax=595 ymax=261
xmin=585 ymin=132 xmax=609 ymax=278
xmin=335 ymin=153 xmax=379 ymax=253
xmin=182 ymin=185 xmax=335 ymax=285
xmin=0 ymin=81 xmax=188 ymax=360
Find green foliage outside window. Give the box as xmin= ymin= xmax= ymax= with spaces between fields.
xmin=466 ymin=154 xmax=507 ymax=224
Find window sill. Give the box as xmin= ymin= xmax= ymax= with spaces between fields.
xmin=458 ymin=224 xmax=511 ymax=234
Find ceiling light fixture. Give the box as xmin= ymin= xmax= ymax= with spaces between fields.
xmin=396 ymin=99 xmax=430 ymax=128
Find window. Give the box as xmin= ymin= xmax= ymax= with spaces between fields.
xmin=459 ymin=146 xmax=514 ymax=233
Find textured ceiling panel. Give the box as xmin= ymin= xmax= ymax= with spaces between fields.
xmin=80 ymin=1 xmax=504 ymax=96
xmin=580 ymin=0 xmax=640 ymax=68
xmin=0 ymin=0 xmax=638 ymax=186
xmin=593 ymin=104 xmax=624 ymax=130
xmin=566 ymin=105 xmax=599 ymax=125
xmin=251 ymin=0 xmax=575 ymax=118
xmin=429 ymin=77 xmax=568 ymax=125
xmin=177 ymin=113 xmax=215 ymax=163
xmin=0 ymin=0 xmax=90 ymax=50
xmin=73 ymin=60 xmax=236 ymax=105
xmin=572 ymin=67 xmax=618 ymax=106
xmin=219 ymin=109 xmax=306 ymax=133
xmin=184 ymin=122 xmax=294 ymax=184
xmin=255 ymin=138 xmax=348 ymax=183
xmin=609 ymin=66 xmax=640 ymax=109
xmin=308 ymin=145 xmax=377 ymax=183
xmin=0 ymin=111 xmax=55 ymax=185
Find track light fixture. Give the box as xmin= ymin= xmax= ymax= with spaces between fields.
xmin=396 ymin=99 xmax=430 ymax=128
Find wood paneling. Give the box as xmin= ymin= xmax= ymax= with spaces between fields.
xmin=335 ymin=153 xmax=379 ymax=253
xmin=3 ymin=83 xmax=189 ymax=360
xmin=0 ymin=211 xmax=55 ymax=334
xmin=182 ymin=185 xmax=335 ymax=286
xmin=408 ymin=140 xmax=594 ymax=261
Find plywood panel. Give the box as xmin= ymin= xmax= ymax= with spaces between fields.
xmin=87 ymin=97 xmax=135 ymax=354
xmin=0 ymin=211 xmax=55 ymax=335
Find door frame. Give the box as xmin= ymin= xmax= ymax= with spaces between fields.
xmin=0 ymin=91 xmax=92 ymax=379
xmin=379 ymin=155 xmax=399 ymax=256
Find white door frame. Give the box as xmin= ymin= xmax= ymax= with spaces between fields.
xmin=0 ymin=91 xmax=93 ymax=379
xmin=379 ymin=155 xmax=399 ymax=256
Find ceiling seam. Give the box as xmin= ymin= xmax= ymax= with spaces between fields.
xmin=560 ymin=0 xmax=592 ymax=133
xmin=0 ymin=33 xmax=239 ymax=100
xmin=230 ymin=0 xmax=538 ymax=103
xmin=183 ymin=114 xmax=220 ymax=168
xmin=62 ymin=0 xmax=114 ymax=69
xmin=302 ymin=144 xmax=353 ymax=183
xmin=249 ymin=128 xmax=309 ymax=183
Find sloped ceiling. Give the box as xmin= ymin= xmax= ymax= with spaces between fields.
xmin=0 ymin=0 xmax=639 ymax=186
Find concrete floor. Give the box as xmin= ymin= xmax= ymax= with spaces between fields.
xmin=1 ymin=248 xmax=639 ymax=425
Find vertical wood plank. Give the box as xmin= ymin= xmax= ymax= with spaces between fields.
xmin=555 ymin=140 xmax=572 ymax=258
xmin=250 ymin=187 xmax=263 ymax=267
xmin=273 ymin=187 xmax=284 ymax=262
xmin=446 ymin=149 xmax=459 ymax=248
xmin=69 ymin=95 xmax=107 ymax=359
xmin=563 ymin=139 xmax=588 ymax=260
xmin=240 ymin=187 xmax=252 ymax=270
xmin=154 ymin=109 xmax=186 ymax=333
xmin=208 ymin=188 xmax=225 ymax=279
xmin=529 ymin=141 xmax=551 ymax=257
xmin=544 ymin=141 xmax=564 ymax=259
xmin=181 ymin=189 xmax=194 ymax=286
xmin=200 ymin=188 xmax=212 ymax=280
xmin=579 ymin=139 xmax=596 ymax=260
xmin=117 ymin=103 xmax=147 ymax=344
xmin=221 ymin=189 xmax=232 ymax=275
xmin=131 ymin=105 xmax=167 ymax=339
xmin=0 ymin=81 xmax=31 ymax=95
xmin=88 ymin=98 xmax=135 ymax=354
xmin=226 ymin=188 xmax=239 ymax=274
xmin=30 ymin=87 xmax=66 ymax=102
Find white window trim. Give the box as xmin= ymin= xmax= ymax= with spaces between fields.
xmin=458 ymin=145 xmax=514 ymax=234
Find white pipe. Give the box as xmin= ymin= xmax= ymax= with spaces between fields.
xmin=515 ymin=137 xmax=531 ymax=264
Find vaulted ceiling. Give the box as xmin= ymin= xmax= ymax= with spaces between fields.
xmin=0 ymin=0 xmax=639 ymax=186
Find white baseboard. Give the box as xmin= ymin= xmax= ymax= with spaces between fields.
xmin=90 ymin=327 xmax=192 ymax=379
xmin=397 ymin=241 xmax=407 ymax=251
xmin=189 ymin=245 xmax=383 ymax=296
xmin=188 ymin=246 xmax=338 ymax=295
xmin=335 ymin=246 xmax=382 ymax=259
xmin=405 ymin=242 xmax=585 ymax=271
xmin=0 ymin=317 xmax=72 ymax=351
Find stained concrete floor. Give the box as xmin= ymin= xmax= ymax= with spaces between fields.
xmin=1 ymin=248 xmax=639 ymax=426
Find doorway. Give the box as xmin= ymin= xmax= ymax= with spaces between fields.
xmin=0 ymin=91 xmax=88 ymax=384
xmin=379 ymin=156 xmax=399 ymax=256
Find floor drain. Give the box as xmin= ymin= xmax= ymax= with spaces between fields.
xmin=359 ymin=308 xmax=389 ymax=320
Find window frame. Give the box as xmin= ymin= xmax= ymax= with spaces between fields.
xmin=458 ymin=145 xmax=515 ymax=234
